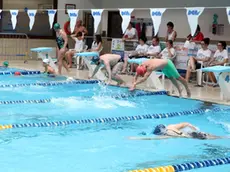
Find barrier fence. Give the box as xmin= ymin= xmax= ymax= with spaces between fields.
xmin=0 ymin=33 xmax=29 ymax=60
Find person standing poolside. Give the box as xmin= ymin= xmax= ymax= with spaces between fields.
xmin=165 ymin=21 xmax=177 ymax=42
xmin=74 ymin=20 xmax=88 ymax=35
xmin=53 ymin=23 xmax=69 ymax=75
xmin=128 ymin=123 xmax=229 ymax=140
xmin=89 ymin=54 xmax=125 ymax=85
xmin=129 ymin=59 xmax=191 ymax=97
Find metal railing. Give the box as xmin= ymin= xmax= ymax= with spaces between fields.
xmin=0 ymin=33 xmax=29 ymax=60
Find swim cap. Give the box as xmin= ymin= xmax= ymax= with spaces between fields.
xmin=152 ymin=124 xmax=166 ymax=135
xmin=43 ymin=59 xmax=50 ymax=64
xmin=53 ymin=23 xmax=61 ymax=30
xmin=3 ymin=61 xmax=9 ymax=67
xmin=136 ymin=66 xmax=147 ymax=76
xmin=91 ymin=56 xmax=100 ymax=64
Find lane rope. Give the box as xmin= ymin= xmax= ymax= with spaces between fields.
xmin=0 ymin=71 xmax=40 ymax=75
xmin=0 ymin=90 xmax=167 ymax=105
xmin=0 ymin=107 xmax=227 ymax=130
xmin=128 ymin=157 xmax=230 ymax=172
xmin=0 ymin=79 xmax=99 ymax=88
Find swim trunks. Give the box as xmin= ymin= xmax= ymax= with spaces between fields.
xmin=162 ymin=59 xmax=180 ymax=79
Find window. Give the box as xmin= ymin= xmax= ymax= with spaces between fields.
xmin=0 ymin=0 xmax=57 ymax=39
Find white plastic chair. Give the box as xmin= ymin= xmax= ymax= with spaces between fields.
xmin=75 ymin=45 xmax=88 ymax=69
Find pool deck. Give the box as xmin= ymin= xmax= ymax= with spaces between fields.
xmin=5 ymin=60 xmax=230 ymax=106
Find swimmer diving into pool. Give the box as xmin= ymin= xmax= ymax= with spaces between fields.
xmin=129 ymin=59 xmax=191 ymax=97
xmin=89 ymin=54 xmax=125 ymax=85
xmin=128 ymin=122 xmax=229 ymax=140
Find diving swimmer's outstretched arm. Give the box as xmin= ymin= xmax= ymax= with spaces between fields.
xmin=129 ymin=70 xmax=152 ymax=91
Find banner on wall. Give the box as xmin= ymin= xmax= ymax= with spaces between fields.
xmin=27 ymin=10 xmax=37 ymax=30
xmin=47 ymin=9 xmax=56 ymax=29
xmin=119 ymin=8 xmax=134 ymax=33
xmin=91 ymin=9 xmax=103 ymax=33
xmin=67 ymin=9 xmax=79 ymax=33
xmin=10 ymin=10 xmax=18 ymax=30
xmin=186 ymin=7 xmax=204 ymax=36
xmin=226 ymin=7 xmax=230 ymax=24
xmin=150 ymin=8 xmax=166 ymax=36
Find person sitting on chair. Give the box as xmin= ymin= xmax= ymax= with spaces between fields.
xmin=185 ymin=38 xmax=212 ymax=82
xmin=207 ymin=41 xmax=228 ymax=85
xmin=90 ymin=34 xmax=103 ymax=52
xmin=66 ymin=32 xmax=84 ymax=68
xmin=156 ymin=40 xmax=176 ymax=61
xmin=146 ymin=36 xmax=161 ymax=59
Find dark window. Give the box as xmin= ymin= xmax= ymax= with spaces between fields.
xmin=0 ymin=0 xmax=57 ymax=39
xmin=107 ymin=11 xmax=122 ymax=38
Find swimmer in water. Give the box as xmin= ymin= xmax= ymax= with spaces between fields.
xmin=88 ymin=54 xmax=125 ymax=85
xmin=129 ymin=59 xmax=191 ymax=97
xmin=43 ymin=59 xmax=55 ymax=76
xmin=128 ymin=123 xmax=229 ymax=140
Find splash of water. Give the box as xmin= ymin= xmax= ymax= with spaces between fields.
xmin=207 ymin=116 xmax=230 ymax=132
xmin=51 ymin=96 xmax=136 ymax=110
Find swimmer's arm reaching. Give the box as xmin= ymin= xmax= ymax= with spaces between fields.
xmin=129 ymin=70 xmax=152 ymax=91
xmin=169 ymin=123 xmax=198 ymax=131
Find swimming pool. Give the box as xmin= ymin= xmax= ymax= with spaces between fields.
xmin=0 ymin=74 xmax=230 ymax=172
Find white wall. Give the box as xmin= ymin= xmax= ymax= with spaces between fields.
xmin=101 ymin=0 xmax=230 ymax=8
xmin=3 ymin=0 xmax=53 ymax=9
xmin=57 ymin=0 xmax=102 ymax=27
xmin=99 ymin=8 xmax=230 ymax=41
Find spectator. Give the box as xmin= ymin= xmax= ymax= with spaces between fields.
xmin=207 ymin=41 xmax=228 ymax=84
xmin=90 ymin=34 xmax=103 ymax=52
xmin=130 ymin=36 xmax=149 ymax=73
xmin=147 ymin=36 xmax=161 ymax=58
xmin=165 ymin=22 xmax=177 ymax=41
xmin=74 ymin=20 xmax=88 ymax=35
xmin=157 ymin=40 xmax=176 ymax=61
xmin=66 ymin=32 xmax=84 ymax=68
xmin=186 ymin=25 xmax=204 ymax=57
xmin=122 ymin=22 xmax=137 ymax=40
xmin=185 ymin=38 xmax=212 ymax=82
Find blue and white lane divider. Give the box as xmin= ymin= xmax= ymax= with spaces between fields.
xmin=0 ymin=91 xmax=167 ymax=105
xmin=0 ymin=107 xmax=227 ymax=130
xmin=0 ymin=80 xmax=99 ymax=88
xmin=0 ymin=71 xmax=40 ymax=75
xmin=129 ymin=157 xmax=230 ymax=172
xmin=172 ymin=157 xmax=230 ymax=171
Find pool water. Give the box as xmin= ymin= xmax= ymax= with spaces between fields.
xmin=0 ymin=67 xmax=27 ymax=72
xmin=0 ymin=75 xmax=230 ymax=172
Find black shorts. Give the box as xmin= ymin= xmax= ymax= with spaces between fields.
xmin=129 ymin=56 xmax=149 ymax=59
xmin=195 ymin=62 xmax=203 ymax=70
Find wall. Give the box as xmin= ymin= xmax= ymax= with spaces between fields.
xmin=57 ymin=0 xmax=102 ymax=27
xmin=3 ymin=0 xmax=53 ymax=9
xmin=101 ymin=0 xmax=230 ymax=8
xmin=99 ymin=8 xmax=230 ymax=41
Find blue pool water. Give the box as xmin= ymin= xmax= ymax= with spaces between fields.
xmin=0 ymin=75 xmax=230 ymax=172
xmin=0 ymin=67 xmax=27 ymax=72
